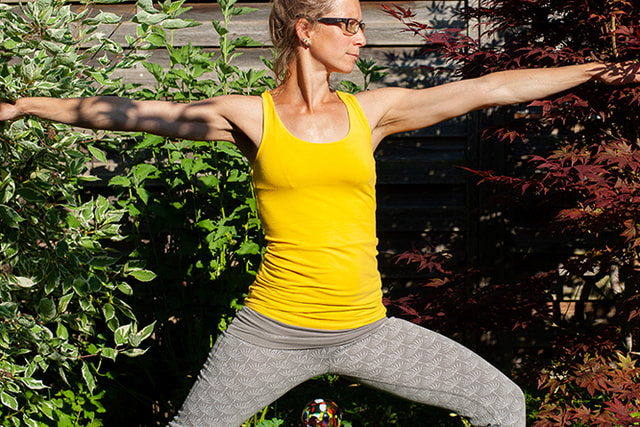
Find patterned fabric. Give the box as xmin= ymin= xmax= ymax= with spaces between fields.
xmin=169 ymin=318 xmax=525 ymax=427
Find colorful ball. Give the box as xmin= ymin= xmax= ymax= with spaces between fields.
xmin=301 ymin=398 xmax=342 ymax=427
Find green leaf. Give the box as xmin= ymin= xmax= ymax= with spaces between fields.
xmin=125 ymin=268 xmax=157 ymax=282
xmin=22 ymin=415 xmax=38 ymax=427
xmin=121 ymin=348 xmax=148 ymax=357
xmin=232 ymin=36 xmax=261 ymax=48
xmin=231 ymin=6 xmax=258 ymax=17
xmin=103 ymin=303 xmax=116 ymax=321
xmin=144 ymin=32 xmax=166 ymax=48
xmin=0 ymin=302 xmax=19 ymax=318
xmin=132 ymin=163 xmax=158 ymax=183
xmin=58 ymin=293 xmax=74 ymax=313
xmin=128 ymin=331 xmax=142 ymax=347
xmin=87 ymin=256 xmax=117 ymax=268
xmin=160 ymin=18 xmax=200 ymax=29
xmin=13 ymin=276 xmax=35 ymax=288
xmin=339 ymin=80 xmax=362 ymax=94
xmin=40 ymin=40 xmax=63 ymax=55
xmin=37 ymin=297 xmax=57 ymax=321
xmin=40 ymin=400 xmax=55 ymax=420
xmin=21 ymin=377 xmax=47 ymax=390
xmin=81 ymin=362 xmax=96 ymax=395
xmin=101 ymin=347 xmax=117 ymax=361
xmin=138 ymin=321 xmax=155 ymax=340
xmin=133 ymin=10 xmax=169 ymax=26
xmin=109 ymin=175 xmax=132 ymax=187
xmin=236 ymin=240 xmax=260 ymax=255
xmin=114 ymin=324 xmax=131 ymax=346
xmin=56 ymin=323 xmax=69 ymax=340
xmin=87 ymin=70 xmax=120 ymax=86
xmin=136 ymin=133 xmax=164 ymax=148
xmin=107 ymin=317 xmax=120 ymax=332
xmin=200 ymin=174 xmax=220 ymax=188
xmin=211 ymin=20 xmax=228 ymax=37
xmin=0 ymin=204 xmax=25 ymax=228
xmin=117 ymin=282 xmax=134 ymax=296
xmin=78 ymin=175 xmax=101 ymax=182
xmin=256 ymin=419 xmax=284 ymax=427
xmin=87 ymin=144 xmax=108 ymax=164
xmin=135 ymin=186 xmax=151 ymax=205
xmin=196 ymin=219 xmax=215 ymax=232
xmin=137 ymin=0 xmax=157 ymax=13
xmin=83 ymin=11 xmax=122 ymax=25
xmin=0 ymin=392 xmax=18 ymax=410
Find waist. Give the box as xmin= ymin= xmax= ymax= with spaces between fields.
xmin=226 ymin=307 xmax=388 ymax=349
xmin=244 ymin=241 xmax=386 ymax=329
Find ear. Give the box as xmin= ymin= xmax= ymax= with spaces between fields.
xmin=295 ymin=18 xmax=313 ymax=46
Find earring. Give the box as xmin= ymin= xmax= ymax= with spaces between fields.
xmin=302 ymin=38 xmax=310 ymax=47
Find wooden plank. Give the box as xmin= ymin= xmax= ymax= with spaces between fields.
xmin=110 ymin=45 xmax=458 ymax=93
xmin=377 ymin=205 xmax=466 ymax=232
xmin=62 ymin=1 xmax=463 ymax=48
xmin=375 ymin=137 xmax=468 ymax=186
xmin=376 ymin=160 xmax=466 ymax=185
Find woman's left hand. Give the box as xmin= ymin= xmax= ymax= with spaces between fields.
xmin=593 ymin=61 xmax=640 ymax=85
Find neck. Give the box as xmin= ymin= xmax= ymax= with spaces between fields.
xmin=273 ymin=53 xmax=335 ymax=112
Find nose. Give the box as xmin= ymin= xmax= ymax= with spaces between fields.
xmin=354 ymin=29 xmax=366 ymax=47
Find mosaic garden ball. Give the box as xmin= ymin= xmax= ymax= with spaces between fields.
xmin=301 ymin=398 xmax=342 ymax=427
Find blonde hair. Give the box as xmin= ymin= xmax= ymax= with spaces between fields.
xmin=269 ymin=0 xmax=335 ymax=83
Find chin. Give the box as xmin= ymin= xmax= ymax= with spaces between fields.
xmin=331 ymin=63 xmax=356 ymax=75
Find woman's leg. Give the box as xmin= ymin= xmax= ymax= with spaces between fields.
xmin=331 ymin=318 xmax=526 ymax=427
xmin=169 ymin=333 xmax=328 ymax=427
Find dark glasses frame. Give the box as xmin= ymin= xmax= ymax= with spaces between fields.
xmin=317 ymin=17 xmax=366 ymax=35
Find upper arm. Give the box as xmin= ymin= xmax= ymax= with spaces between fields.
xmin=357 ymin=79 xmax=492 ymax=147
xmin=132 ymin=95 xmax=262 ymax=144
xmin=124 ymin=95 xmax=262 ymax=160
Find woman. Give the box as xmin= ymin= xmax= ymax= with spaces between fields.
xmin=1 ymin=0 xmax=638 ymax=425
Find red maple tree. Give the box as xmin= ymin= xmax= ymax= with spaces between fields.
xmin=385 ymin=0 xmax=640 ymax=423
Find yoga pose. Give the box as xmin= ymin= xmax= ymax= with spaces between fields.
xmin=2 ymin=0 xmax=638 ymax=425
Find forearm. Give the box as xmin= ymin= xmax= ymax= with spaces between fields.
xmin=481 ymin=63 xmax=605 ymax=107
xmin=14 ymin=96 xmax=151 ymax=131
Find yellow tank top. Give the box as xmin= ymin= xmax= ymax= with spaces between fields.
xmin=244 ymin=90 xmax=387 ymax=330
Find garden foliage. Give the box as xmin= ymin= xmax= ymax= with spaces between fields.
xmin=0 ymin=0 xmax=163 ymax=424
xmin=0 ymin=0 xmax=271 ymax=424
xmin=104 ymin=0 xmax=274 ymax=421
xmin=385 ymin=0 xmax=640 ymax=424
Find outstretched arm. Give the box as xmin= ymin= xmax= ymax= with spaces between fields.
xmin=358 ymin=62 xmax=640 ymax=148
xmin=0 ymin=95 xmax=262 ymax=158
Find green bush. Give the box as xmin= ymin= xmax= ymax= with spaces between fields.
xmin=103 ymin=0 xmax=274 ymax=419
xmin=0 ymin=0 xmax=200 ymax=424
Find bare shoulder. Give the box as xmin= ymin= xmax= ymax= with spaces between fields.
xmin=354 ymin=87 xmax=410 ymax=144
xmin=354 ymin=87 xmax=409 ymax=121
xmin=354 ymin=87 xmax=403 ymax=108
xmin=197 ymin=93 xmax=263 ymax=145
xmin=204 ymin=93 xmax=262 ymax=122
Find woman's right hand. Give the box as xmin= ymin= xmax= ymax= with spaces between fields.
xmin=0 ymin=100 xmax=22 ymax=122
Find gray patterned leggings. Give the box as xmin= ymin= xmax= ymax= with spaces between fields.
xmin=169 ymin=317 xmax=525 ymax=427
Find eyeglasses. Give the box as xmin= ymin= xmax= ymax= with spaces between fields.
xmin=317 ymin=17 xmax=366 ymax=35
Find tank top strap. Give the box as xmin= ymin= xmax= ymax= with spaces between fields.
xmin=335 ymin=90 xmax=371 ymax=137
xmin=259 ymin=90 xmax=277 ymax=154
